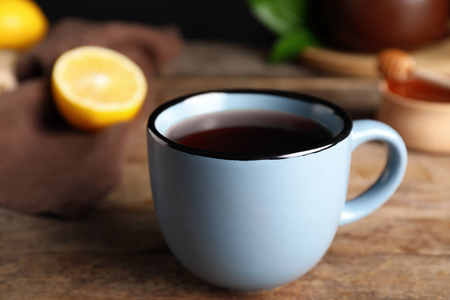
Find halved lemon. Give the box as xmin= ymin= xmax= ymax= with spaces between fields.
xmin=51 ymin=46 xmax=148 ymax=131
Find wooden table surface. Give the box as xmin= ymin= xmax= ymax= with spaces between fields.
xmin=1 ymin=42 xmax=449 ymax=300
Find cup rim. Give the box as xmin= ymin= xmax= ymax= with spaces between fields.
xmin=147 ymin=89 xmax=353 ymax=160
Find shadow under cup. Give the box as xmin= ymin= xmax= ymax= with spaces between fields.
xmin=147 ymin=90 xmax=407 ymax=291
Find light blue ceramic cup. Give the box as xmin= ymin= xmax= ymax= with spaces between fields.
xmin=147 ymin=90 xmax=407 ymax=291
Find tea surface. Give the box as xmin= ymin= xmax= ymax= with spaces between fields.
xmin=167 ymin=110 xmax=333 ymax=156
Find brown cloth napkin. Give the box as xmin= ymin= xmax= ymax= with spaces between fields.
xmin=0 ymin=19 xmax=181 ymax=219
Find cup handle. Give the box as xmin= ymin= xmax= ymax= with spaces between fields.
xmin=340 ymin=120 xmax=408 ymax=226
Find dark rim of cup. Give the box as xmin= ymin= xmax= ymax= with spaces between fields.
xmin=147 ymin=89 xmax=353 ymax=160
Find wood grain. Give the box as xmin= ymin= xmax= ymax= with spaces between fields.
xmin=1 ymin=49 xmax=450 ymax=299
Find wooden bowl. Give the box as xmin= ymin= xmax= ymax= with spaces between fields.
xmin=377 ymin=80 xmax=450 ymax=153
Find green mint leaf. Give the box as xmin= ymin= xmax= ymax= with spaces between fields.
xmin=269 ymin=28 xmax=319 ymax=63
xmin=246 ymin=0 xmax=306 ymax=35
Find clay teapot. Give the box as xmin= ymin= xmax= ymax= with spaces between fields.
xmin=308 ymin=0 xmax=449 ymax=52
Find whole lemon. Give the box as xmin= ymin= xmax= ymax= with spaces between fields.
xmin=0 ymin=0 xmax=49 ymax=50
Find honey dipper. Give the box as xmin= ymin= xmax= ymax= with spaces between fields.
xmin=378 ymin=49 xmax=450 ymax=90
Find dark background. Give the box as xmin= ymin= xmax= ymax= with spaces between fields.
xmin=36 ymin=0 xmax=276 ymax=46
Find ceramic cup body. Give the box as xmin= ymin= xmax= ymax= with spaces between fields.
xmin=147 ymin=90 xmax=407 ymax=291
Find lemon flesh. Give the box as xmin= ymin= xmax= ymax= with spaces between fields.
xmin=51 ymin=46 xmax=148 ymax=131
